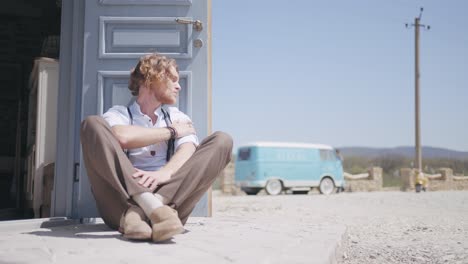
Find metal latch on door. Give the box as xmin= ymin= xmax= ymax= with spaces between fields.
xmin=175 ymin=18 xmax=203 ymax=31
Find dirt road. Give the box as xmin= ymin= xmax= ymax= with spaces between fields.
xmin=212 ymin=191 xmax=468 ymax=264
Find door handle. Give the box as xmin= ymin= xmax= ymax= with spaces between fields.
xmin=175 ymin=18 xmax=203 ymax=32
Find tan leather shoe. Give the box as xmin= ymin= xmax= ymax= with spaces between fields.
xmin=149 ymin=206 xmax=184 ymax=242
xmin=119 ymin=205 xmax=152 ymax=240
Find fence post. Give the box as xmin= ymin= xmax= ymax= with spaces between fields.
xmin=400 ymin=168 xmax=415 ymax=191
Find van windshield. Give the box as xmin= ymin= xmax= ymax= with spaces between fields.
xmin=238 ymin=148 xmax=251 ymax=161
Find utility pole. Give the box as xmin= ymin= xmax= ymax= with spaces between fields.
xmin=406 ymin=7 xmax=430 ymax=176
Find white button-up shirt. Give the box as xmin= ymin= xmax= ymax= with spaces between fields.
xmin=102 ymin=101 xmax=199 ymax=171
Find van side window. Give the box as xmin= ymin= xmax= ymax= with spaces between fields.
xmin=319 ymin=150 xmax=327 ymax=161
xmin=238 ymin=148 xmax=251 ymax=161
xmin=319 ymin=149 xmax=336 ymax=161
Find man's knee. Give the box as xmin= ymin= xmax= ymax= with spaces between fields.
xmin=81 ymin=115 xmax=106 ymax=138
xmin=211 ymin=131 xmax=233 ymax=154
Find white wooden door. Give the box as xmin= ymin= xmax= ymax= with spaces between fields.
xmin=75 ymin=0 xmax=209 ymax=218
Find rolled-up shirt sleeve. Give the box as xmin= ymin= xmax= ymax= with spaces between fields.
xmin=102 ymin=106 xmax=130 ymax=127
xmin=169 ymin=107 xmax=199 ymax=150
xmin=175 ymin=134 xmax=199 ymax=150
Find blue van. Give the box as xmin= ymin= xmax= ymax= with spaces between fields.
xmin=235 ymin=142 xmax=345 ymax=195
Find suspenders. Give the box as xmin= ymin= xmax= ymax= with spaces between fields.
xmin=126 ymin=105 xmax=175 ymax=162
xmin=126 ymin=106 xmax=134 ymax=125
xmin=160 ymin=107 xmax=175 ymax=161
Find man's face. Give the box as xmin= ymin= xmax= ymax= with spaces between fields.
xmin=152 ymin=66 xmax=181 ymax=105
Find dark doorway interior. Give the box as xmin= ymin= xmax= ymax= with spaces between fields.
xmin=0 ymin=0 xmax=61 ymax=220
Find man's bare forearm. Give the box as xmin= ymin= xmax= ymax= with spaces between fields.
xmin=112 ymin=125 xmax=171 ymax=149
xmin=161 ymin=142 xmax=196 ymax=176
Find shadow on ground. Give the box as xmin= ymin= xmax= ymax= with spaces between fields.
xmin=25 ymin=222 xmax=124 ymax=240
xmin=24 ymin=219 xmax=178 ymax=244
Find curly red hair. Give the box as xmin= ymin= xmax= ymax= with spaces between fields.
xmin=128 ymin=53 xmax=178 ymax=96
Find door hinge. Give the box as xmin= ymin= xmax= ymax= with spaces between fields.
xmin=73 ymin=162 xmax=80 ymax=182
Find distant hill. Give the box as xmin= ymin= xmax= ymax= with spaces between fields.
xmin=338 ymin=146 xmax=468 ymax=160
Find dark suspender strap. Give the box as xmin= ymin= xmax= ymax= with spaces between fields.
xmin=161 ymin=106 xmax=175 ymax=162
xmin=127 ymin=106 xmax=133 ymax=125
xmin=125 ymin=107 xmax=133 ymax=157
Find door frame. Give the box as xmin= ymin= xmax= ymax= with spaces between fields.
xmin=52 ymin=0 xmax=213 ymax=218
xmin=52 ymin=0 xmax=85 ymax=217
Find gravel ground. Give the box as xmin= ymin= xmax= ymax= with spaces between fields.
xmin=212 ymin=191 xmax=468 ymax=264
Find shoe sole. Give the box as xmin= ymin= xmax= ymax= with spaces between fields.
xmin=152 ymin=226 xmax=185 ymax=242
xmin=124 ymin=232 xmax=152 ymax=240
xmin=119 ymin=227 xmax=152 ymax=241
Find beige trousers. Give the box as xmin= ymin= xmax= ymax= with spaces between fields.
xmin=80 ymin=116 xmax=232 ymax=229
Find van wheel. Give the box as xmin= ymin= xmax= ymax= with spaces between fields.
xmin=265 ymin=179 xmax=283 ymax=195
xmin=319 ymin=177 xmax=335 ymax=195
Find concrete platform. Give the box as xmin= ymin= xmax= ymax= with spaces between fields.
xmin=0 ymin=215 xmax=346 ymax=264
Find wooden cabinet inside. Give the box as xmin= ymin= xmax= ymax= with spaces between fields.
xmin=26 ymin=58 xmax=59 ymax=217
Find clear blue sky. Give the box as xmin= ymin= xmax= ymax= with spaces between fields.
xmin=211 ymin=0 xmax=468 ymax=152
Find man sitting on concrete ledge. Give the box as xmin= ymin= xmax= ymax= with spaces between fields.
xmin=80 ymin=53 xmax=232 ymax=242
